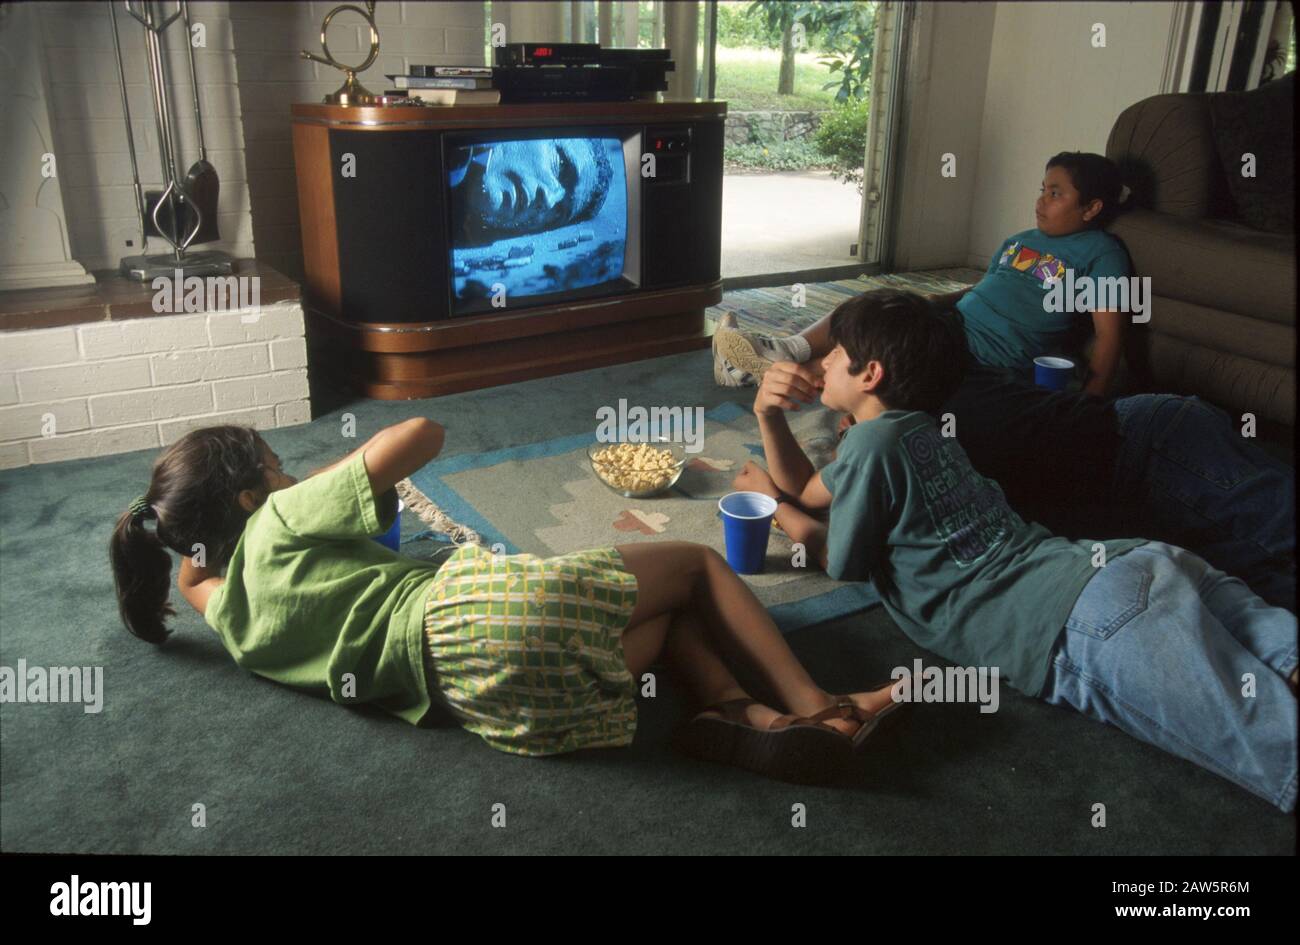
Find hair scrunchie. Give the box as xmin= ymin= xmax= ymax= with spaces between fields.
xmin=129 ymin=495 xmax=154 ymax=520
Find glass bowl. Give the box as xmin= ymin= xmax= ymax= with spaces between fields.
xmin=587 ymin=439 xmax=688 ymax=498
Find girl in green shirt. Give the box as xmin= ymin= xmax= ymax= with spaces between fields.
xmin=109 ymin=418 xmax=901 ymax=785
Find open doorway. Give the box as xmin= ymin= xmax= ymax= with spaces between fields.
xmin=708 ymin=1 xmax=899 ymax=285
xmin=579 ymin=1 xmax=906 ymax=286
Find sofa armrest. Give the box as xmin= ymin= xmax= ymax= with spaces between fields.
xmin=1106 ymin=93 xmax=1224 ymax=219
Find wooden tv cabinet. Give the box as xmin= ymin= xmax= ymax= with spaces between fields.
xmin=290 ymin=100 xmax=727 ymax=400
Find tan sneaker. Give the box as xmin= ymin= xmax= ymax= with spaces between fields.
xmin=712 ymin=312 xmax=759 ymax=387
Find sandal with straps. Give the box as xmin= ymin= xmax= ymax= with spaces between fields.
xmin=805 ymin=679 xmax=908 ymax=751
xmin=672 ymin=697 xmax=854 ymax=785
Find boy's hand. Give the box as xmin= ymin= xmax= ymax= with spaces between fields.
xmin=754 ymin=362 xmax=824 ymax=417
xmin=731 ymin=459 xmax=782 ymax=499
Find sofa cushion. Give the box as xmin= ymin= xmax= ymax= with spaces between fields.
xmin=1108 ymin=209 xmax=1296 ymax=325
xmin=1136 ymin=296 xmax=1294 ymax=368
xmin=1106 ymin=93 xmax=1222 ymax=218
xmin=1207 ymin=73 xmax=1295 ymax=234
xmin=1131 ymin=330 xmax=1296 ymax=427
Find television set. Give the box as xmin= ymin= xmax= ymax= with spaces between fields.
xmin=323 ymin=116 xmax=722 ymax=323
xmin=292 ymin=100 xmax=725 ymax=398
xmin=446 ymin=130 xmax=636 ymax=316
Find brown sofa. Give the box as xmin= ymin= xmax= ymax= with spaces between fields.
xmin=1104 ymin=73 xmax=1295 ymax=438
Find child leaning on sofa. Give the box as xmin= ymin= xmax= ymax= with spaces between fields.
xmin=716 ymin=151 xmax=1133 ymax=396
xmin=734 ymin=287 xmax=1299 ymax=812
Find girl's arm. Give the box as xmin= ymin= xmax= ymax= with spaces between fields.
xmin=356 ymin=418 xmax=447 ymax=496
xmin=1084 ymin=310 xmax=1124 ymax=398
xmin=305 ymin=418 xmax=444 ymax=480
xmin=179 ymin=552 xmax=224 ymax=618
xmin=303 ymin=429 xmax=388 ymax=479
xmin=359 ymin=418 xmax=445 ymax=496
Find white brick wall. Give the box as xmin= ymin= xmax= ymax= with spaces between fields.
xmin=38 ymin=0 xmax=488 ymax=282
xmin=0 ymin=299 xmax=312 ymax=468
xmin=150 ymin=344 xmax=272 ymax=386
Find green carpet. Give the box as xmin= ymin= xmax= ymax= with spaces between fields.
xmin=1 ymin=281 xmax=1293 ymax=854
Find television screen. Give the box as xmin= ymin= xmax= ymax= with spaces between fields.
xmin=447 ymin=136 xmax=629 ymax=312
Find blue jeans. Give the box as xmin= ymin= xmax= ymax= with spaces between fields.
xmin=1041 ymin=542 xmax=1298 ymax=812
xmin=1112 ymin=394 xmax=1296 ymax=611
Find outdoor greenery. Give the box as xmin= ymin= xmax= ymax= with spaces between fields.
xmin=726 ymin=139 xmax=831 ymax=172
xmin=715 ymin=1 xmax=877 ymax=175
xmin=812 ymin=96 xmax=871 ymax=190
xmin=714 ymin=47 xmax=842 ymax=111
xmin=718 ymin=1 xmax=877 ymax=100
xmin=717 ymin=0 xmax=782 ymax=48
xmin=802 ymin=1 xmax=877 ymax=102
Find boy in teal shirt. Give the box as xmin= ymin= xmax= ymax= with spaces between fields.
xmin=737 ymin=288 xmax=1298 ymax=811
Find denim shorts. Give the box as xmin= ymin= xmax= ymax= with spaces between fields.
xmin=1041 ymin=541 xmax=1298 ymax=812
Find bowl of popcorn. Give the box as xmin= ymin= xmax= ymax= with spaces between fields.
xmin=587 ymin=439 xmax=687 ymax=498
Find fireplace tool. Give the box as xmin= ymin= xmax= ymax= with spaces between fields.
xmin=111 ymin=0 xmax=233 ymax=280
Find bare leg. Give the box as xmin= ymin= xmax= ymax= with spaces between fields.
xmin=618 ymin=541 xmax=826 ymax=715
xmin=616 ymin=541 xmax=893 ymax=731
xmin=624 ymin=601 xmax=785 ymax=728
xmin=621 ymin=612 xmax=672 ymax=679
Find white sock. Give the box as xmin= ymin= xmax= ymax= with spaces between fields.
xmin=776 ymin=334 xmax=812 ymax=363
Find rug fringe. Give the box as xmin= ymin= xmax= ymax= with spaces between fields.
xmin=396 ymin=478 xmax=483 ymax=547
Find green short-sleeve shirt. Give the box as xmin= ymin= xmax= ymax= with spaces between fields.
xmin=205 ymin=452 xmax=443 ymax=725
xmin=819 ymin=410 xmax=1144 ymax=697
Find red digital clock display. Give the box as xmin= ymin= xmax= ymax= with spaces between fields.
xmin=533 ymin=47 xmax=553 ymax=58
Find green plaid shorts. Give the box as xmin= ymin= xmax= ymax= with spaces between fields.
xmin=422 ymin=543 xmax=640 ymax=756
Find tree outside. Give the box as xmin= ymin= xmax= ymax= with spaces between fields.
xmin=716 ymin=0 xmax=876 ymax=187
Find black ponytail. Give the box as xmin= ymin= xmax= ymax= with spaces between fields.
xmin=109 ymin=504 xmax=177 ymax=644
xmin=108 ymin=425 xmax=268 ymax=644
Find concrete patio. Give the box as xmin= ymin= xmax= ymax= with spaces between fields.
xmin=721 ymin=169 xmax=864 ymax=278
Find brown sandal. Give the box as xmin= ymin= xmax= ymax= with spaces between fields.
xmin=805 ymin=680 xmax=907 ymax=750
xmin=673 ymin=697 xmax=853 ymax=785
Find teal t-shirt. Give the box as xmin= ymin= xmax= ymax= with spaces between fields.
xmin=205 ymin=453 xmax=444 ymax=725
xmin=818 ymin=409 xmax=1145 ymax=698
xmin=957 ymin=227 xmax=1131 ymax=374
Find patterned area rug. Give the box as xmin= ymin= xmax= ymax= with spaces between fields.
xmin=400 ymin=401 xmax=880 ymax=634
xmin=705 ymin=268 xmax=983 ymax=337
xmin=390 ymin=269 xmax=982 ymax=631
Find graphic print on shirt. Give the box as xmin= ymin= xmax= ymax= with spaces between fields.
xmin=999 ymin=241 xmax=1066 ymax=287
xmin=900 ymin=425 xmax=1012 ymax=566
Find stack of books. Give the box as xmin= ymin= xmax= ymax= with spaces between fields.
xmin=384 ymin=65 xmax=500 ymax=105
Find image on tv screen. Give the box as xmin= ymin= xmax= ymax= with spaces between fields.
xmin=447 ymin=136 xmax=628 ymax=308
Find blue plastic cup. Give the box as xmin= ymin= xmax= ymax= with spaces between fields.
xmin=1033 ymin=356 xmax=1075 ymax=391
xmin=374 ymin=497 xmax=405 ymax=552
xmin=718 ymin=491 xmax=778 ymax=575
